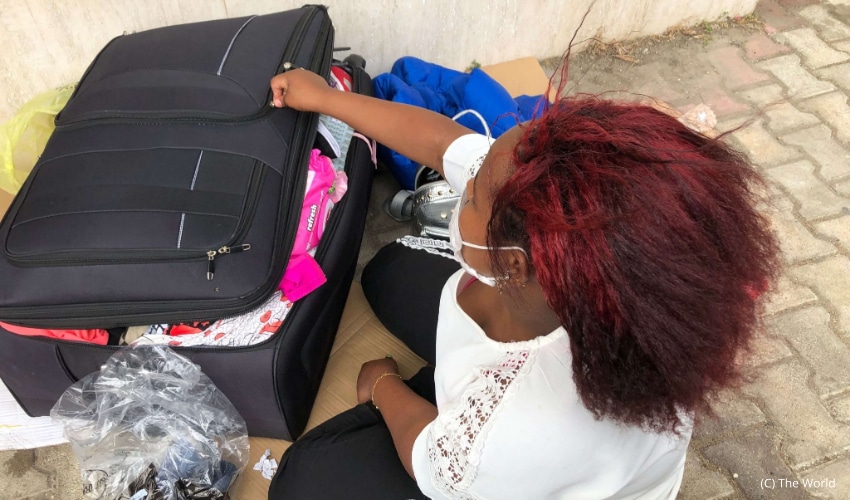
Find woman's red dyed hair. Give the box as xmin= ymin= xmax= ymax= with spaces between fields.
xmin=486 ymin=59 xmax=780 ymax=433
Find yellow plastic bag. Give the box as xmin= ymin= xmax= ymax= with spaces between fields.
xmin=0 ymin=85 xmax=74 ymax=195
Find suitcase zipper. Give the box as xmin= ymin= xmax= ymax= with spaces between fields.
xmin=8 ymin=245 xmax=251 ymax=279
xmin=206 ymin=243 xmax=251 ymax=280
xmin=273 ymin=6 xmax=321 ymax=75
xmin=5 ymin=158 xmax=265 ymax=279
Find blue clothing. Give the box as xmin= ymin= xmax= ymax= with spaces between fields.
xmin=373 ymin=57 xmax=547 ymax=189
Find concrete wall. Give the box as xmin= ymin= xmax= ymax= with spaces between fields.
xmin=0 ymin=0 xmax=756 ymax=122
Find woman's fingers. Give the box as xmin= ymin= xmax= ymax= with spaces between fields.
xmin=270 ymin=69 xmax=333 ymax=112
xmin=270 ymin=75 xmax=288 ymax=108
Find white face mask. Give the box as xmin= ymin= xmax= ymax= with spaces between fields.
xmin=448 ymin=189 xmax=527 ymax=287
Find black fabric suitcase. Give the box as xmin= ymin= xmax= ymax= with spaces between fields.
xmin=0 ymin=5 xmax=375 ymax=440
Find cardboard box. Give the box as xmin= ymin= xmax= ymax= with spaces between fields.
xmin=482 ymin=56 xmax=554 ymax=101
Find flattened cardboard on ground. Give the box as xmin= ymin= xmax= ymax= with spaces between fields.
xmin=232 ymin=283 xmax=426 ymax=497
xmin=481 ymin=57 xmax=554 ymax=101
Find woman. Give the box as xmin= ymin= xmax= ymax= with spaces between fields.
xmin=267 ymin=63 xmax=778 ymax=499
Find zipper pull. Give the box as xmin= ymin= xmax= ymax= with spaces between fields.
xmin=206 ymin=244 xmax=250 ymax=280
xmin=218 ymin=244 xmax=251 ymax=255
xmin=206 ymin=251 xmax=217 ymax=281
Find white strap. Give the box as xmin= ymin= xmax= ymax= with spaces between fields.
xmin=452 ymin=109 xmax=491 ymax=140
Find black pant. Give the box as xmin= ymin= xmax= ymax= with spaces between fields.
xmin=269 ymin=243 xmax=460 ymax=500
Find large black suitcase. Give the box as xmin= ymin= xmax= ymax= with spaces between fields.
xmin=0 ymin=5 xmax=375 ymax=440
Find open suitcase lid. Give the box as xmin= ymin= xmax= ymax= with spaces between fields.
xmin=0 ymin=6 xmax=335 ymax=328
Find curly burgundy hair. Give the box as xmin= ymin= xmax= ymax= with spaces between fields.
xmin=486 ymin=90 xmax=779 ymax=433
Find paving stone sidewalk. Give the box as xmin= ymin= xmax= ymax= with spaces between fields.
xmin=687 ymin=2 xmax=850 ymax=497
xmin=556 ymin=0 xmax=850 ymax=498
xmin=3 ymin=0 xmax=850 ymax=498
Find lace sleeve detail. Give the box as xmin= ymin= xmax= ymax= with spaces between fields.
xmin=426 ymin=350 xmax=534 ymax=499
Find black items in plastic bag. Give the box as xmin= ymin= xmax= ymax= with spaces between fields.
xmin=51 ymin=345 xmax=249 ymax=499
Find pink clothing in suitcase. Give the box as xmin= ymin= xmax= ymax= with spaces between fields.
xmin=279 ymin=149 xmax=348 ymax=300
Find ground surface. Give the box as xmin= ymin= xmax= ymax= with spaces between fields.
xmin=3 ymin=0 xmax=850 ymax=498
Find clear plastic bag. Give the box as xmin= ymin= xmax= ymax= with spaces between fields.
xmin=51 ymin=345 xmax=250 ymax=500
xmin=0 ymin=85 xmax=74 ymax=195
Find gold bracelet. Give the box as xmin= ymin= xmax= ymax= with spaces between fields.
xmin=371 ymin=372 xmax=402 ymax=410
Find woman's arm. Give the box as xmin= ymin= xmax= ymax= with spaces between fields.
xmin=271 ymin=69 xmax=472 ymax=177
xmin=357 ymin=358 xmax=438 ymax=479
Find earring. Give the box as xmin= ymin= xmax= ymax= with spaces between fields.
xmin=495 ymin=272 xmax=510 ymax=294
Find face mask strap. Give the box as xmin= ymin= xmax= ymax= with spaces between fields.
xmin=451 ymin=109 xmax=492 ymax=143
xmin=450 ymin=186 xmax=529 ymax=287
xmin=460 ymin=242 xmax=530 ymax=293
xmin=461 ymin=241 xmax=528 ymax=255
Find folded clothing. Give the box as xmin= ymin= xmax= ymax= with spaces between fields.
xmin=139 ymin=290 xmax=293 ymax=348
xmin=281 ymin=254 xmax=328 ymax=302
xmin=288 ymin=149 xmax=342 ymax=262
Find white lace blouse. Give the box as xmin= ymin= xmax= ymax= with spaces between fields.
xmin=409 ymin=135 xmax=693 ymax=500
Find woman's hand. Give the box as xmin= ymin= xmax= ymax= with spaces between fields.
xmin=271 ymin=66 xmax=472 ymax=180
xmin=270 ymin=68 xmax=333 ymax=112
xmin=356 ymin=357 xmax=400 ymax=404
